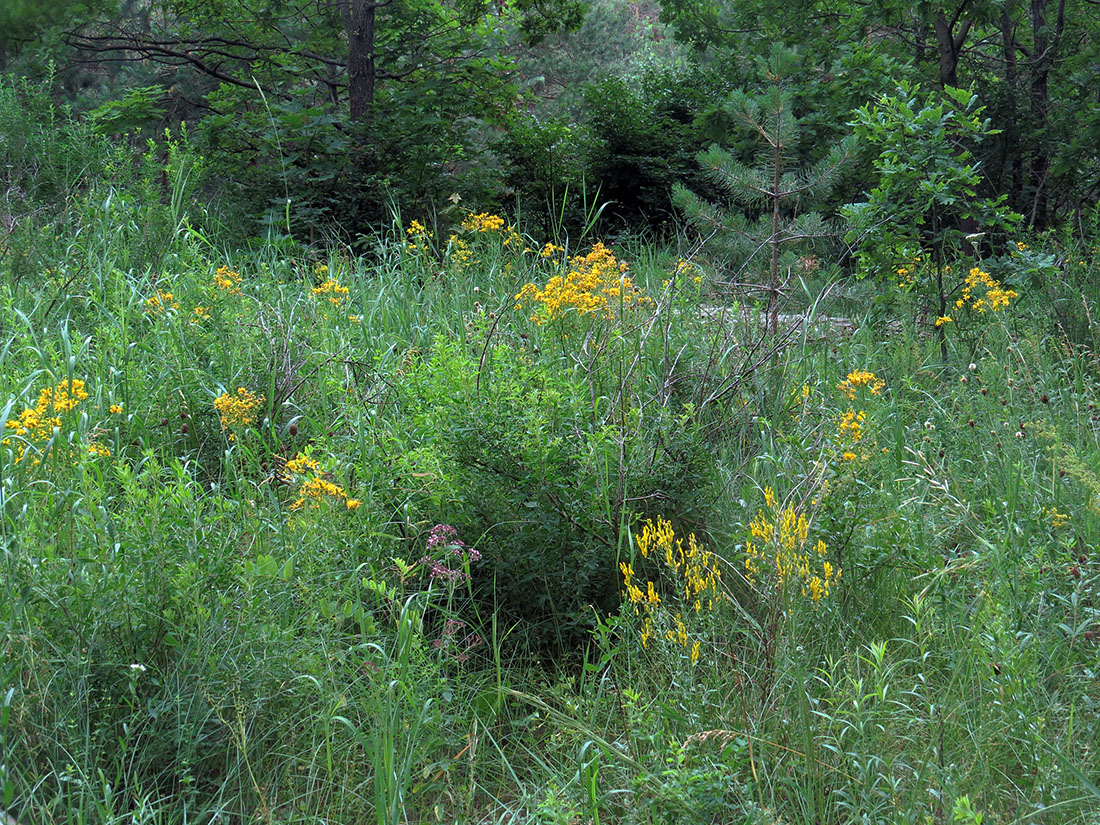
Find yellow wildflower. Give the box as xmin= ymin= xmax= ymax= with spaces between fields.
xmin=4 ymin=378 xmax=90 ymax=464
xmin=745 ymin=488 xmax=839 ymax=603
xmin=213 ymin=387 xmax=264 ymax=436
xmin=311 ymin=278 xmax=349 ymax=306
xmin=838 ymin=370 xmax=885 ymax=399
xmin=213 ymin=266 xmax=242 ymax=295
xmin=145 ymin=290 xmax=180 ymax=314
xmin=515 ymin=242 xmax=650 ymax=324
xmin=461 ymin=212 xmax=506 ymax=233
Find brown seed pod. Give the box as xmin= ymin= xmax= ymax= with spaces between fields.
xmin=289 ymin=422 xmax=299 ymax=436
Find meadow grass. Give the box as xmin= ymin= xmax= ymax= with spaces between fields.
xmin=2 ymin=174 xmax=1100 ymax=825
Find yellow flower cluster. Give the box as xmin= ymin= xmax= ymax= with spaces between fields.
xmin=745 ymin=487 xmax=839 ymax=602
xmin=670 ymin=257 xmax=703 ymax=285
xmin=514 ymin=242 xmax=650 ymax=325
xmin=406 ymin=220 xmax=433 ymax=254
xmin=540 ymin=242 xmax=564 ymax=258
xmin=461 ymin=212 xmax=506 ymax=233
xmin=892 ymin=254 xmax=925 ymax=287
xmin=87 ymin=442 xmax=111 ymax=458
xmin=213 ymin=265 xmax=242 ymax=296
xmin=285 ymin=452 xmax=360 ymax=512
xmin=311 ymin=278 xmax=349 ymax=306
xmin=837 ymin=369 xmax=885 ymax=399
xmin=835 ymin=409 xmax=871 ymax=464
xmin=1043 ymin=506 xmax=1070 ymax=529
xmin=213 ymin=387 xmax=264 ymax=438
xmin=4 ymin=378 xmax=89 ymax=464
xmin=621 ymin=517 xmax=722 ymax=663
xmin=837 ymin=409 xmax=865 ymax=443
xmin=146 ymin=290 xmax=180 ymax=314
xmin=953 ymin=267 xmax=1017 ymax=315
xmin=446 ymin=235 xmax=474 ymax=268
xmin=192 ymin=306 xmax=211 ymax=323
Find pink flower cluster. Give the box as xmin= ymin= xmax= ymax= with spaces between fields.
xmin=419 ymin=524 xmax=481 ymax=582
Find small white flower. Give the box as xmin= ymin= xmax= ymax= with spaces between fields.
xmin=968 ymin=362 xmax=977 ymax=372
xmin=130 ymin=663 xmax=147 ymax=673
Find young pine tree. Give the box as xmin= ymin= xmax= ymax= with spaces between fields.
xmin=673 ymin=45 xmax=855 ymax=335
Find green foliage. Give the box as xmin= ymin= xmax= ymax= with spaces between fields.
xmin=581 ymin=66 xmax=710 ymax=229
xmin=498 ymin=116 xmax=595 ymax=236
xmin=845 ymin=83 xmax=1021 ymax=269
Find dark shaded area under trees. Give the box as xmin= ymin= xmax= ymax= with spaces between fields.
xmin=1 ymin=0 xmax=1098 ymax=245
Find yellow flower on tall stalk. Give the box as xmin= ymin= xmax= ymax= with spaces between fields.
xmin=446 ymin=235 xmax=474 ymax=268
xmin=406 ymin=220 xmax=433 ymax=254
xmin=283 ymin=451 xmax=359 ymax=513
xmin=145 ymin=290 xmax=180 ymax=314
xmin=311 ymin=277 xmax=349 ymax=306
xmin=954 ymin=267 xmax=1017 ymax=313
xmin=837 ymin=369 xmax=885 ymax=399
xmin=213 ymin=265 xmax=242 ymax=296
xmin=461 ymin=212 xmax=506 ymax=233
xmin=1043 ymin=506 xmax=1070 ymax=530
xmin=744 ymin=487 xmax=839 ymax=603
xmin=837 ymin=409 xmax=866 ymax=442
xmin=621 ymin=517 xmax=722 ymax=664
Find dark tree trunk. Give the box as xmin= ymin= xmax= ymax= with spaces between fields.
xmin=933 ymin=9 xmax=972 ymax=89
xmin=1000 ymin=8 xmax=1025 ymax=211
xmin=1027 ymin=0 xmax=1065 ymax=227
xmin=342 ymin=0 xmax=377 ymax=122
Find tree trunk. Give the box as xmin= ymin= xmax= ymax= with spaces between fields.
xmin=342 ymin=0 xmax=377 ymax=122
xmin=768 ymin=98 xmax=782 ymax=337
xmin=1027 ymin=0 xmax=1065 ymax=227
xmin=1000 ymin=8 xmax=1024 ymax=211
xmin=932 ymin=10 xmax=972 ymax=89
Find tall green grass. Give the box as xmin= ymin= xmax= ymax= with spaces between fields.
xmin=2 ymin=86 xmax=1100 ymax=823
